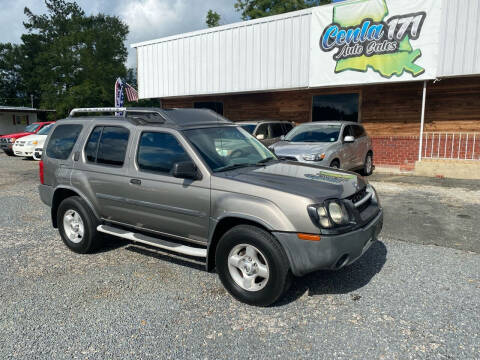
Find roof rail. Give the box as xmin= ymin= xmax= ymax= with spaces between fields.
xmin=68 ymin=108 xmax=167 ymax=123
xmin=69 ymin=107 xmax=127 ymax=117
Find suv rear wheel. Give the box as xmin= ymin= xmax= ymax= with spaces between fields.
xmin=215 ymin=225 xmax=291 ymax=306
xmin=57 ymin=196 xmax=101 ymax=253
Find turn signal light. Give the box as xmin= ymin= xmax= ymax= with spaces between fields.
xmin=297 ymin=233 xmax=321 ymax=241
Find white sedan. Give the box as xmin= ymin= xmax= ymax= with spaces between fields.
xmin=12 ymin=123 xmax=53 ymax=160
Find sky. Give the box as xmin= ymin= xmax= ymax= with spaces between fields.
xmin=0 ymin=0 xmax=242 ymax=68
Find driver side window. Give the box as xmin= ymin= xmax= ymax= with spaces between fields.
xmin=256 ymin=124 xmax=269 ymax=138
xmin=343 ymin=125 xmax=354 ymax=139
xmin=137 ymin=132 xmax=191 ymax=175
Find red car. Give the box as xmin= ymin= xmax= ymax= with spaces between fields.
xmin=0 ymin=122 xmax=55 ymax=156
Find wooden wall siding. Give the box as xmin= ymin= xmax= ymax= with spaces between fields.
xmin=424 ymin=77 xmax=480 ymax=133
xmin=161 ymin=76 xmax=480 ymax=136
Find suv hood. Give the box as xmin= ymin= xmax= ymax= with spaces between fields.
xmin=14 ymin=134 xmax=45 ymax=142
xmin=219 ymin=161 xmax=366 ymax=200
xmin=271 ymin=141 xmax=335 ymax=156
xmin=0 ymin=132 xmax=33 ymax=139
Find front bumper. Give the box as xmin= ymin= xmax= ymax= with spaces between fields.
xmin=1 ymin=143 xmax=13 ymax=151
xmin=13 ymin=144 xmax=35 ymax=157
xmin=274 ymin=209 xmax=383 ymax=277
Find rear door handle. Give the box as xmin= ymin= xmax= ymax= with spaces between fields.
xmin=130 ymin=178 xmax=141 ymax=185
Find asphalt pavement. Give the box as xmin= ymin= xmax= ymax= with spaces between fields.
xmin=0 ymin=153 xmax=479 ymax=359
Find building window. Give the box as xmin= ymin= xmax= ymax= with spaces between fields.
xmin=194 ymin=101 xmax=224 ymax=115
xmin=14 ymin=115 xmax=29 ymax=126
xmin=312 ymin=93 xmax=359 ymax=122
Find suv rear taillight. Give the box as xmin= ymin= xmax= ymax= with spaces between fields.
xmin=39 ymin=160 xmax=44 ymax=184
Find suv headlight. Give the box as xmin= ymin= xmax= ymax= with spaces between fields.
xmin=316 ymin=206 xmax=332 ymax=228
xmin=308 ymin=200 xmax=350 ymax=229
xmin=302 ymin=153 xmax=325 ymax=161
xmin=8 ymin=138 xmax=15 ymax=143
xmin=328 ymin=201 xmax=349 ymax=225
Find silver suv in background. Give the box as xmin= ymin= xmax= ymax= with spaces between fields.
xmin=237 ymin=120 xmax=294 ymax=147
xmin=38 ymin=108 xmax=382 ymax=306
xmin=269 ymin=122 xmax=374 ymax=175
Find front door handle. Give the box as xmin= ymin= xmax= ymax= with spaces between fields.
xmin=130 ymin=178 xmax=141 ymax=185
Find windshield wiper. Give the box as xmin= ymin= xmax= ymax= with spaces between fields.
xmin=215 ymin=163 xmax=253 ymax=172
xmin=256 ymin=157 xmax=276 ymax=165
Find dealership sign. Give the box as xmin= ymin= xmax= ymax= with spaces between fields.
xmin=309 ymin=0 xmax=442 ymax=87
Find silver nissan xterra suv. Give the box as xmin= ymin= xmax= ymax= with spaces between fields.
xmin=38 ymin=107 xmax=383 ymax=306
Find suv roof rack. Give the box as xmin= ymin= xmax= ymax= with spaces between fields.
xmin=69 ymin=107 xmax=165 ymax=117
xmin=69 ymin=107 xmax=168 ymax=124
xmin=67 ymin=107 xmax=233 ymax=129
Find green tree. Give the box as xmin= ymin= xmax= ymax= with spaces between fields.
xmin=234 ymin=0 xmax=331 ymax=20
xmin=0 ymin=44 xmax=26 ymax=106
xmin=206 ymin=10 xmax=221 ymax=28
xmin=16 ymin=0 xmax=129 ymax=118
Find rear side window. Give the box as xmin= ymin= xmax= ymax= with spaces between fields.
xmin=46 ymin=124 xmax=83 ymax=160
xmin=85 ymin=127 xmax=102 ymax=162
xmin=85 ymin=126 xmax=129 ymax=167
xmin=137 ymin=132 xmax=190 ymax=174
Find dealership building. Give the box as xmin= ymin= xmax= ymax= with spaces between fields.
xmin=0 ymin=106 xmax=55 ymax=136
xmin=132 ymin=0 xmax=480 ymax=171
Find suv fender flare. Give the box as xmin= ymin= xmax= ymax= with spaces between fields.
xmin=206 ymin=212 xmax=293 ymax=272
xmin=209 ymin=213 xmax=275 ymax=239
xmin=51 ymin=186 xmax=100 ymax=227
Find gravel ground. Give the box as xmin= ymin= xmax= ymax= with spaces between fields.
xmin=0 ymin=153 xmax=479 ymax=360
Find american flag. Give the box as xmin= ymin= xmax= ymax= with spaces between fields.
xmin=125 ymin=83 xmax=139 ymax=102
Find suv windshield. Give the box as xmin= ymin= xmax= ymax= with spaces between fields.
xmin=285 ymin=124 xmax=341 ymax=143
xmin=25 ymin=123 xmax=41 ymax=133
xmin=37 ymin=123 xmax=53 ymax=135
xmin=183 ymin=126 xmax=275 ymax=172
xmin=240 ymin=124 xmax=256 ymax=134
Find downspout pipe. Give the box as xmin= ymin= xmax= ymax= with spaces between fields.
xmin=418 ymin=80 xmax=427 ymax=161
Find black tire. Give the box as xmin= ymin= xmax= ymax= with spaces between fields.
xmin=330 ymin=159 xmax=340 ymax=169
xmin=362 ymin=152 xmax=373 ymax=176
xmin=57 ymin=196 xmax=101 ymax=254
xmin=4 ymin=150 xmax=15 ymax=156
xmin=215 ymin=225 xmax=291 ymax=306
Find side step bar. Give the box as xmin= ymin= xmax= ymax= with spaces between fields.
xmin=97 ymin=225 xmax=207 ymax=258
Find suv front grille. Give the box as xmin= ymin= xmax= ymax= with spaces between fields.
xmin=347 ymin=187 xmax=372 ymax=213
xmin=348 ymin=187 xmax=367 ymax=204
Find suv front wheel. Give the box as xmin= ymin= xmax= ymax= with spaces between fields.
xmin=215 ymin=225 xmax=291 ymax=306
xmin=363 ymin=152 xmax=373 ymax=176
xmin=57 ymin=196 xmax=101 ymax=253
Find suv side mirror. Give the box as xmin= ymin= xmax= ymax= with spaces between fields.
xmin=256 ymin=134 xmax=265 ymax=140
xmin=280 ymin=135 xmax=285 ymax=140
xmin=173 ymin=161 xmax=200 ymax=180
xmin=344 ymin=135 xmax=355 ymax=143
